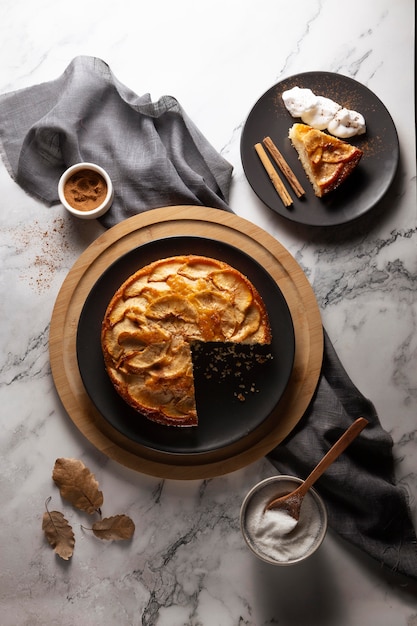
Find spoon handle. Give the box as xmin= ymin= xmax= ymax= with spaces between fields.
xmin=296 ymin=417 xmax=369 ymax=498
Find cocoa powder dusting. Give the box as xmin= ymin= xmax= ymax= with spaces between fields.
xmin=13 ymin=217 xmax=72 ymax=293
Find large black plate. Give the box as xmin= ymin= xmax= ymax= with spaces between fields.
xmin=76 ymin=236 xmax=295 ymax=455
xmin=241 ymin=71 xmax=399 ymax=226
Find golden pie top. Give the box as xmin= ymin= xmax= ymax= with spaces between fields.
xmin=101 ymin=255 xmax=271 ymax=427
xmin=289 ymin=123 xmax=363 ymax=197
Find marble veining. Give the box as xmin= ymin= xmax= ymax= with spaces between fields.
xmin=1 ymin=0 xmax=416 ymax=625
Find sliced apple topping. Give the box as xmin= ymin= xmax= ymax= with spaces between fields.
xmin=140 ymin=282 xmax=171 ymax=298
xmin=124 ymin=343 xmax=169 ymax=372
xmin=192 ymin=290 xmax=229 ymax=311
xmin=212 ymin=270 xmax=254 ymax=312
xmin=108 ymin=299 xmax=136 ymax=327
xmin=230 ymin=304 xmax=261 ymax=342
xmin=146 ymin=294 xmax=198 ymax=322
xmin=123 ymin=275 xmax=149 ymax=297
xmin=148 ymin=259 xmax=184 ymax=281
xmin=149 ymin=341 xmax=191 ymax=380
xmin=178 ymin=258 xmax=219 ymax=280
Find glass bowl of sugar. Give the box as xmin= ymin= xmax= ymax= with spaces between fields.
xmin=240 ymin=475 xmax=327 ymax=565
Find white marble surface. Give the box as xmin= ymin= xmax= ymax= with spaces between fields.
xmin=1 ymin=1 xmax=416 ymax=624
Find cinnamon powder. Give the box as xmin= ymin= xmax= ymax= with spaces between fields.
xmin=64 ymin=169 xmax=107 ymax=211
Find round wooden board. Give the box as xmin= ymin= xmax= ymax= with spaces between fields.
xmin=49 ymin=206 xmax=323 ymax=479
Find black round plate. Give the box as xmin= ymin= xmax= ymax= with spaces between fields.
xmin=76 ymin=236 xmax=295 ymax=455
xmin=241 ymin=71 xmax=399 ymax=226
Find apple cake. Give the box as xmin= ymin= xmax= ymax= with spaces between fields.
xmin=288 ymin=123 xmax=363 ymax=197
xmin=101 ymin=255 xmax=272 ymax=427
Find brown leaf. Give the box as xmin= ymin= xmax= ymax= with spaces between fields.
xmin=42 ymin=508 xmax=75 ymax=560
xmin=52 ymin=458 xmax=103 ymax=515
xmin=91 ymin=515 xmax=135 ymax=541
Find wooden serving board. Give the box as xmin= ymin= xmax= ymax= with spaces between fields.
xmin=49 ymin=206 xmax=323 ymax=479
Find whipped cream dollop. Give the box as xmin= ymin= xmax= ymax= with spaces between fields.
xmin=282 ymin=86 xmax=366 ymax=138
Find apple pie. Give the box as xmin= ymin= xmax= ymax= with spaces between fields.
xmin=101 ymin=255 xmax=271 ymax=427
xmin=288 ymin=123 xmax=363 ymax=197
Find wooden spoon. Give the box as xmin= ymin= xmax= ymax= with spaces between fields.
xmin=264 ymin=417 xmax=369 ymax=519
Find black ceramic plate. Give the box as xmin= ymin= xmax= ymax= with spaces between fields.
xmin=241 ymin=71 xmax=399 ymax=226
xmin=76 ymin=236 xmax=295 ymax=455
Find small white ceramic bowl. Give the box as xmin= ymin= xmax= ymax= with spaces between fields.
xmin=240 ymin=475 xmax=328 ymax=566
xmin=58 ymin=162 xmax=114 ymax=220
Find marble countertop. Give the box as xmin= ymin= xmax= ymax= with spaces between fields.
xmin=1 ymin=1 xmax=416 ymax=624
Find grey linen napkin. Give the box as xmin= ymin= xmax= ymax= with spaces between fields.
xmin=268 ymin=328 xmax=417 ymax=580
xmin=1 ymin=57 xmax=416 ymax=580
xmin=0 ymin=55 xmax=233 ymax=228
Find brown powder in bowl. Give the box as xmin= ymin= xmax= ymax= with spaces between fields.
xmin=64 ymin=168 xmax=107 ymax=211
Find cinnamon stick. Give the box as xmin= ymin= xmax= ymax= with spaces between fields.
xmin=254 ymin=143 xmax=293 ymax=207
xmin=262 ymin=136 xmax=305 ymax=198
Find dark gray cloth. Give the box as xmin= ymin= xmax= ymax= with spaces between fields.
xmin=268 ymin=328 xmax=417 ymax=580
xmin=0 ymin=56 xmax=233 ymax=228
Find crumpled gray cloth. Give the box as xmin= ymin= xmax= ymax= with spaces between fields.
xmin=0 ymin=55 xmax=233 ymax=228
xmin=268 ymin=328 xmax=417 ymax=580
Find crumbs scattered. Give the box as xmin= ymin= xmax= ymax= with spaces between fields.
xmin=192 ymin=343 xmax=273 ymax=401
xmin=12 ymin=217 xmax=72 ymax=293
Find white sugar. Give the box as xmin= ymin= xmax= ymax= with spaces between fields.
xmin=260 ymin=507 xmax=298 ymax=536
xmin=243 ymin=481 xmax=325 ymax=563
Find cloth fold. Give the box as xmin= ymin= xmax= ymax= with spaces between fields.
xmin=268 ymin=329 xmax=417 ymax=579
xmin=0 ymin=55 xmax=233 ymax=228
xmin=1 ymin=56 xmax=416 ymax=579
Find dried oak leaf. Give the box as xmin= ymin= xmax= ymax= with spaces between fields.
xmin=52 ymin=458 xmax=103 ymax=515
xmin=90 ymin=515 xmax=136 ymax=541
xmin=42 ymin=504 xmax=75 ymax=560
